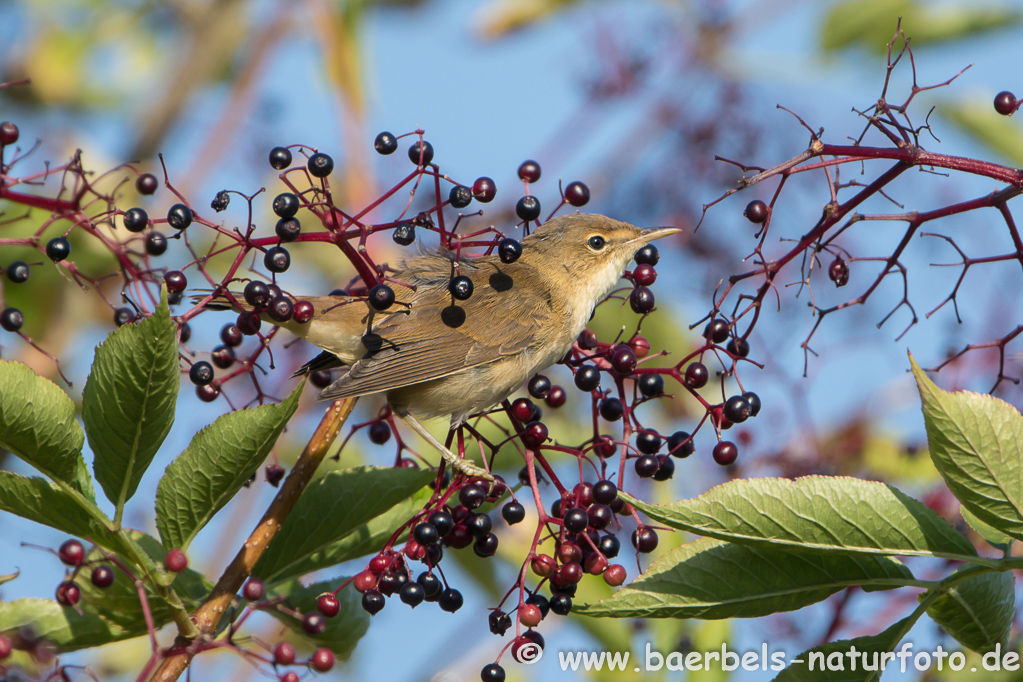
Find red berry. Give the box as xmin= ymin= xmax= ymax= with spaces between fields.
xmin=684 ymin=362 xmax=709 ymax=388
xmin=55 ymin=581 xmax=80 ymax=606
xmin=195 ymin=384 xmax=220 ymax=402
xmin=353 ymin=569 xmax=377 ymax=593
xmin=564 ymin=181 xmax=590 ymax=206
xmin=58 ymin=539 xmax=85 ymax=566
xmin=544 ymin=385 xmax=567 ymax=408
xmin=633 ymin=264 xmax=657 ymax=286
xmin=517 ymin=160 xmax=541 ymax=183
xmin=522 ymin=421 xmax=548 ymax=448
xmin=293 ymin=300 xmax=315 ymax=323
xmin=90 ymin=565 xmax=115 ymax=588
xmin=519 ymin=603 xmax=542 ymax=627
xmin=0 ymin=634 xmax=11 ymax=659
xmin=713 ymin=441 xmax=738 ymax=466
xmin=531 ymin=554 xmax=556 ymax=577
xmin=584 ymin=552 xmax=608 ymax=575
xmin=603 ymin=564 xmax=627 ymax=586
xmin=0 ymin=121 xmax=20 ymax=146
xmin=511 ymin=397 xmax=535 ymax=422
xmin=243 ymin=578 xmax=265 ymax=601
xmin=610 ymin=345 xmax=637 ymax=374
xmin=744 ymin=199 xmax=769 ymax=223
xmin=164 ymin=549 xmax=188 ymax=572
xmin=472 ymin=177 xmax=497 ymax=202
xmin=274 ymin=641 xmax=296 ymax=665
xmin=995 ymin=90 xmax=1017 ymax=116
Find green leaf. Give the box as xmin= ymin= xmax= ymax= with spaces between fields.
xmin=773 ymin=615 xmax=916 ymax=681
xmin=622 ymin=476 xmax=976 ymax=560
xmin=252 ymin=466 xmax=434 ymax=584
xmin=155 ymin=384 xmax=302 ymax=551
xmin=0 ymin=359 xmax=86 ymax=489
xmin=910 ymin=354 xmax=1023 ymax=540
xmin=924 ymin=569 xmax=1014 ymax=654
xmin=268 ymin=578 xmax=369 ymax=658
xmin=961 ymin=506 xmax=1012 ymax=553
xmin=84 ymin=294 xmax=178 ymax=514
xmin=576 ymin=537 xmax=913 ymax=619
xmin=0 ymin=470 xmax=122 ymax=550
xmin=0 ymin=598 xmax=130 ymax=651
xmin=270 ymin=485 xmax=432 ymax=579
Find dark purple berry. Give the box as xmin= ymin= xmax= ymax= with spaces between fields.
xmin=408 ymin=140 xmax=434 ymax=166
xmin=522 ymin=421 xmax=548 ymax=448
xmin=516 ymin=195 xmax=541 ymax=222
xmin=243 ymin=281 xmax=270 ymax=307
xmin=269 ymin=146 xmax=292 ymax=170
xmin=829 ymin=257 xmax=849 ymax=286
xmin=481 ymin=663 xmax=506 ymax=682
xmin=703 ymin=318 xmax=729 ymax=343
xmin=638 ymin=373 xmax=664 ymax=397
xmin=274 ymin=216 xmax=301 ymax=242
xmin=633 ymin=263 xmax=657 ymax=286
xmin=587 ymin=503 xmax=613 ymax=530
xmin=196 ymin=383 xmax=220 ymax=402
xmin=237 ymin=311 xmax=261 ymax=336
xmin=399 ymin=581 xmax=425 ymax=608
xmin=449 ymin=185 xmax=473 ymax=208
xmin=459 ymin=483 xmax=486 ymax=509
xmin=217 ymin=323 xmax=241 ymax=348
xmin=362 ymin=590 xmax=385 ymax=614
xmin=413 ymin=522 xmax=440 ymax=546
xmin=449 ymin=275 xmax=473 ymax=300
xmin=308 ymin=152 xmax=334 ymax=178
xmin=390 ymin=222 xmax=415 ymax=246
xmin=502 ymin=500 xmax=525 ymax=524
xmin=272 ymin=192 xmax=300 ymax=219
xmin=592 ymin=480 xmax=617 ymax=505
xmin=293 ymin=300 xmax=314 ymax=323
xmin=684 ymin=362 xmax=709 ymax=388
xmin=368 ymin=421 xmax=391 ymax=445
xmin=498 ymin=237 xmax=522 ymax=263
xmin=417 ymin=572 xmax=442 ymax=599
xmin=634 ymin=244 xmax=659 ymax=266
xmin=667 ymin=431 xmax=694 ymax=458
xmin=727 ymin=337 xmax=750 ymax=357
xmin=428 ymin=510 xmax=454 ymax=536
xmin=636 ymin=429 xmax=661 ymax=454
xmin=473 ymin=532 xmax=499 ymax=557
xmin=302 ymin=612 xmax=326 ymax=635
xmin=599 ymin=397 xmax=624 ymax=421
xmin=123 ymin=207 xmax=149 ymax=233
xmin=374 ymin=131 xmax=397 ymax=154
xmin=164 ymin=270 xmax=187 ymax=294
xmin=46 ymin=237 xmax=71 ymax=262
xmin=90 ymin=565 xmax=115 ymax=588
xmin=564 ymin=181 xmax=590 ymax=206
xmin=744 ymin=391 xmax=761 ymax=417
xmin=0 ymin=121 xmax=19 ymax=145
xmin=263 ymin=246 xmax=290 ymax=273
xmin=995 ymin=91 xmax=1017 ymax=116
xmin=598 ymin=533 xmax=621 ymax=558
xmin=368 ymin=284 xmax=395 ymax=311
xmin=114 ymin=307 xmax=136 ymax=327
xmin=267 ymin=295 xmax=294 ymax=322
xmin=635 ymin=454 xmax=658 ymax=478
xmin=58 ymin=539 xmax=85 ymax=566
xmin=145 ymin=232 xmax=168 ymax=256
xmin=563 ymin=507 xmax=588 ymax=533
xmin=0 ymin=308 xmax=23 ymax=332
xmin=55 ymin=581 xmax=80 ymax=606
xmin=632 ymin=527 xmax=658 ymax=553
xmin=472 ymin=177 xmax=496 ymax=202
xmin=713 ymin=441 xmax=738 ymax=466
xmin=189 ymin=361 xmax=214 ymax=386
xmin=135 ymin=173 xmax=158 ymax=195
xmin=438 ymin=588 xmax=463 ymax=612
xmin=653 ymin=455 xmax=674 ymax=481
xmin=179 ymin=322 xmax=191 ymax=343
xmin=610 ymin=345 xmax=637 ymax=374
xmin=629 ymin=286 xmax=655 ymax=313
xmin=545 ymin=385 xmax=566 ymax=408
xmin=744 ymin=199 xmax=769 ymax=223
xmin=6 ymin=261 xmax=29 ymax=284
xmin=518 ymin=160 xmax=541 ymax=183
xmin=489 ymin=610 xmax=512 ymax=635
xmin=723 ymin=395 xmax=752 ymax=423
xmin=574 ymin=365 xmax=601 ymax=392
xmin=167 ymin=204 xmax=192 ymax=230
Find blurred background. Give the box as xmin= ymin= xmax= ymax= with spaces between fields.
xmin=3 ymin=0 xmax=1023 ymax=680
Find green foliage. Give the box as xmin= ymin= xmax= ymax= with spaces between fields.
xmin=581 ymin=352 xmax=1023 ymax=679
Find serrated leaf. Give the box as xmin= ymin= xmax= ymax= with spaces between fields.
xmin=623 ymin=476 xmax=976 ymax=560
xmin=961 ymin=506 xmax=1012 ymax=552
xmin=272 ymin=485 xmax=432 ymax=579
xmin=268 ymin=578 xmax=369 ymax=658
xmin=155 ymin=384 xmax=302 ymax=551
xmin=84 ymin=295 xmax=178 ymax=513
xmin=773 ymin=615 xmax=915 ymax=681
xmin=924 ymin=569 xmax=1014 ymax=654
xmin=576 ymin=537 xmax=913 ymax=619
xmin=0 ymin=598 xmax=130 ymax=651
xmin=910 ymin=354 xmax=1023 ymax=540
xmin=0 ymin=470 xmax=123 ymax=551
xmin=0 ymin=360 xmax=86 ymax=489
xmin=252 ymin=466 xmax=434 ymax=584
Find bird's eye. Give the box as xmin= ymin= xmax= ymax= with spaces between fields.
xmin=587 ymin=235 xmax=606 ymax=250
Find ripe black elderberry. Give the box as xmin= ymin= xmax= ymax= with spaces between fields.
xmin=189 ymin=361 xmax=214 ymax=386
xmin=744 ymin=199 xmax=769 ymax=224
xmin=399 ymin=582 xmax=425 ymax=608
xmin=703 ymin=318 xmax=729 ymax=343
xmin=723 ymin=395 xmax=752 ymax=423
xmin=438 ymin=588 xmax=464 ymax=612
xmin=516 ymin=196 xmax=541 ymax=222
xmin=629 ymin=286 xmax=655 ymax=313
xmin=632 ymin=527 xmax=659 ymax=553
xmin=634 ymin=244 xmax=659 ymax=266
xmin=167 ymin=204 xmax=192 ymax=230
xmin=498 ymin=238 xmax=522 ymax=263
xmin=6 ymin=261 xmax=29 ymax=284
xmin=636 ymin=429 xmax=661 ymax=454
xmin=308 ymin=152 xmax=334 ymax=177
xmin=0 ymin=308 xmax=24 ymax=332
xmin=374 ymin=131 xmax=398 ymax=155
xmin=268 ymin=146 xmax=292 ymax=169
xmin=744 ymin=391 xmax=762 ymax=417
xmin=362 ymin=590 xmax=385 ymax=614
xmin=574 ymin=365 xmax=601 ymax=391
xmin=449 ymin=185 xmax=473 ymax=208
xmin=638 ymin=373 xmax=664 ymax=397
xmin=368 ymin=284 xmax=395 ymax=311
xmin=527 ymin=374 xmax=551 ymax=399
xmin=123 ymin=208 xmax=149 ymax=233
xmin=408 ymin=140 xmax=434 ymax=166
xmin=136 ymin=173 xmax=158 ymax=195
xmin=146 ymin=232 xmax=168 ymax=256
xmin=449 ymin=275 xmax=473 ymax=300
xmin=727 ymin=337 xmax=750 ymax=357
xmin=502 ymin=500 xmax=525 ymax=524
xmin=244 ymin=281 xmax=271 ymax=307
xmin=272 ymin=192 xmax=300 ymax=219
xmin=114 ymin=307 xmax=136 ymax=327
xmin=667 ymin=431 xmax=694 ymax=458
xmin=599 ymin=397 xmax=624 ymax=421
xmin=995 ymin=91 xmax=1018 ymax=116
xmin=46 ymin=237 xmax=71 ymax=262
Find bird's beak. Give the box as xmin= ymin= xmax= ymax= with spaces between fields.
xmin=630 ymin=226 xmax=682 ymax=245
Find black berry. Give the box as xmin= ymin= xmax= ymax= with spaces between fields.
xmin=428 ymin=510 xmax=454 ymax=536
xmin=449 ymin=185 xmax=473 ymax=208
xmin=592 ymin=479 xmax=618 ymax=504
xmin=438 ymin=587 xmax=463 ymax=612
xmin=167 ymin=204 xmax=192 ymax=230
xmin=308 ymin=152 xmax=334 ymax=177
xmin=473 ymin=532 xmax=499 ymax=557
xmin=368 ymin=284 xmax=395 ymax=311
xmin=635 ymin=454 xmax=658 ymax=478
xmin=408 ymin=140 xmax=434 ymax=166
xmin=268 ymin=146 xmax=293 ymax=170
xmin=599 ymin=397 xmax=624 ymax=421
xmin=302 ymin=612 xmax=326 ymax=635
xmin=598 ymin=534 xmax=621 ymax=558
xmin=610 ymin=345 xmax=637 ymax=374
xmin=727 ymin=337 xmax=750 ymax=357
xmin=123 ymin=207 xmax=149 ymax=233
xmin=368 ymin=421 xmax=391 ymax=445
xmin=211 ymin=190 xmax=230 ymax=212
xmin=244 ymin=280 xmax=271 ymax=307
xmin=264 ymin=246 xmax=290 ymax=273
xmin=549 ymin=592 xmax=572 ymax=615
xmin=587 ymin=503 xmax=613 ymax=529
xmin=399 ymin=581 xmax=425 ymax=608
xmin=684 ymin=362 xmax=709 ymax=388
xmin=498 ymin=238 xmax=522 ymax=263
xmin=574 ymin=365 xmax=601 ymax=392
xmin=634 ymin=244 xmax=659 ymax=266
xmin=392 ymin=222 xmax=415 ymax=246
xmin=459 ymin=483 xmax=486 ymax=509
xmin=516 ymin=195 xmax=541 ymax=222
xmin=46 ymin=236 xmax=71 ymax=262
xmin=713 ymin=441 xmax=738 ymax=466
xmin=164 ymin=270 xmax=187 ymax=294
xmin=114 ymin=307 xmax=136 ymax=327
xmin=272 ymin=192 xmax=300 ymax=219
xmin=995 ymin=91 xmax=1017 ymax=116
xmin=703 ymin=318 xmax=729 ymax=343
xmin=189 ymin=361 xmax=214 ymax=386
xmin=267 ymin=295 xmax=294 ymax=322
xmin=744 ymin=199 xmax=769 ymax=223
xmin=481 ymin=663 xmax=506 ymax=682
xmin=563 ymin=507 xmax=588 ymax=533
xmin=632 ymin=527 xmax=658 ymax=553
xmin=237 ymin=311 xmax=261 ymax=336
xmin=744 ymin=391 xmax=762 ymax=417
xmin=636 ymin=429 xmax=661 ymax=454
xmin=362 ymin=590 xmax=385 ymax=614
xmin=417 ymin=572 xmax=442 ymax=599
xmin=374 ymin=131 xmax=397 ymax=155
xmin=723 ymin=395 xmax=752 ymax=423
xmin=0 ymin=308 xmax=23 ymax=332
xmin=275 ymin=217 xmax=301 ymax=242
xmin=502 ymin=500 xmax=525 ymax=524
xmin=629 ymin=286 xmax=655 ymax=313
xmin=6 ymin=261 xmax=29 ymax=284
xmin=667 ymin=431 xmax=694 ymax=458
xmin=145 ymin=232 xmax=168 ymax=256
xmin=413 ymin=522 xmax=440 ymax=546
xmin=638 ymin=373 xmax=664 ymax=397
xmin=449 ymin=275 xmax=473 ymax=300
xmin=653 ymin=455 xmax=674 ymax=481
xmin=564 ymin=181 xmax=590 ymax=206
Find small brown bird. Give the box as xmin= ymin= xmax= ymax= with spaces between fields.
xmin=210 ymin=213 xmax=679 ymax=479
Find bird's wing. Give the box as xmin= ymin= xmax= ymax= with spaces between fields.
xmin=318 ymin=258 xmax=554 ymax=400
